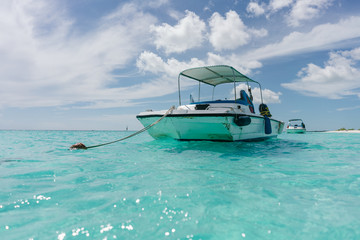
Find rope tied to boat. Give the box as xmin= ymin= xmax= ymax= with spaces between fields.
xmin=70 ymin=105 xmax=175 ymax=150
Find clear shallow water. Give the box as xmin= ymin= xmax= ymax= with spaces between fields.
xmin=0 ymin=130 xmax=359 ymax=239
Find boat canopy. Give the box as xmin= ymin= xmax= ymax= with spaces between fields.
xmin=289 ymin=119 xmax=303 ymax=122
xmin=179 ymin=65 xmax=258 ymax=86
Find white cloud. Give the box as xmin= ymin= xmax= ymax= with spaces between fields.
xmin=234 ymin=84 xmax=282 ymax=104
xmin=269 ymin=0 xmax=293 ymax=12
xmin=336 ymin=105 xmax=360 ymax=111
xmin=246 ymin=2 xmax=266 ymax=17
xmin=137 ymin=51 xmax=263 ymax=81
xmin=260 ymin=88 xmax=282 ymax=104
xmin=0 ymin=1 xmax=157 ymax=109
xmin=343 ymin=47 xmax=360 ymax=60
xmin=167 ymin=9 xmax=183 ymax=20
xmin=247 ymin=0 xmax=333 ymax=27
xmin=150 ymin=10 xmax=206 ymax=54
xmin=248 ymin=28 xmax=268 ymax=38
xmin=136 ymin=51 xmax=268 ymax=100
xmin=136 ymin=51 xmax=205 ymax=78
xmin=209 ymin=10 xmax=267 ymax=51
xmin=282 ymin=47 xmax=360 ymax=99
xmin=146 ymin=0 xmax=169 ymax=8
xmin=206 ymin=52 xmax=262 ymax=75
xmin=287 ymin=0 xmax=334 ymax=26
xmin=135 ymin=51 xmax=206 ymax=95
xmin=243 ymin=16 xmax=360 ymax=61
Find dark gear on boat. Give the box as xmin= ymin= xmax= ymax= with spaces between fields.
xmin=234 ymin=115 xmax=251 ymax=126
xmin=248 ymin=86 xmax=253 ymax=101
xmin=259 ymin=103 xmax=272 ymax=117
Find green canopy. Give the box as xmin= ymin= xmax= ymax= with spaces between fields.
xmin=179 ymin=65 xmax=258 ymax=86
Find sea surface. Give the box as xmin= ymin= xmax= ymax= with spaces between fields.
xmin=0 ymin=130 xmax=359 ymax=240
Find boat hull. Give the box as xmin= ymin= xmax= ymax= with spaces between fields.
xmin=137 ymin=114 xmax=284 ymax=141
xmin=286 ymin=128 xmax=306 ymax=134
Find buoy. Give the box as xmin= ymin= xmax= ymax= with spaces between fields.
xmin=70 ymin=142 xmax=87 ymax=150
xmin=264 ymin=116 xmax=272 ymax=134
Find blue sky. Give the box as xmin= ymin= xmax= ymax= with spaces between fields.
xmin=1 ymin=0 xmax=360 ymax=131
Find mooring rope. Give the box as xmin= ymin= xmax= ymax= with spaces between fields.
xmin=70 ymin=105 xmax=175 ymax=150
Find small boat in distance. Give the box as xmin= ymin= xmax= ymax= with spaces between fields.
xmin=286 ymin=119 xmax=306 ymax=134
xmin=137 ymin=65 xmax=284 ymax=141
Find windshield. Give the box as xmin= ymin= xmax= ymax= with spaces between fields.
xmin=288 ymin=120 xmax=304 ymax=126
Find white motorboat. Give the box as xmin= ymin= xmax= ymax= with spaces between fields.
xmin=137 ymin=65 xmax=284 ymax=141
xmin=286 ymin=119 xmax=306 ymax=134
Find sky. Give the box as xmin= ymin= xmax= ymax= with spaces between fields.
xmin=1 ymin=0 xmax=360 ymax=131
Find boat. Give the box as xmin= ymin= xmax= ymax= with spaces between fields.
xmin=137 ymin=65 xmax=284 ymax=141
xmin=286 ymin=119 xmax=306 ymax=134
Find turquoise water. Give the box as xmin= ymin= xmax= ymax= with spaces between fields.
xmin=1 ymin=130 xmax=360 ymax=239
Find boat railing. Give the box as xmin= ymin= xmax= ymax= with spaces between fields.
xmin=190 ymin=99 xmax=250 ymax=106
xmin=206 ymin=106 xmax=237 ymax=113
